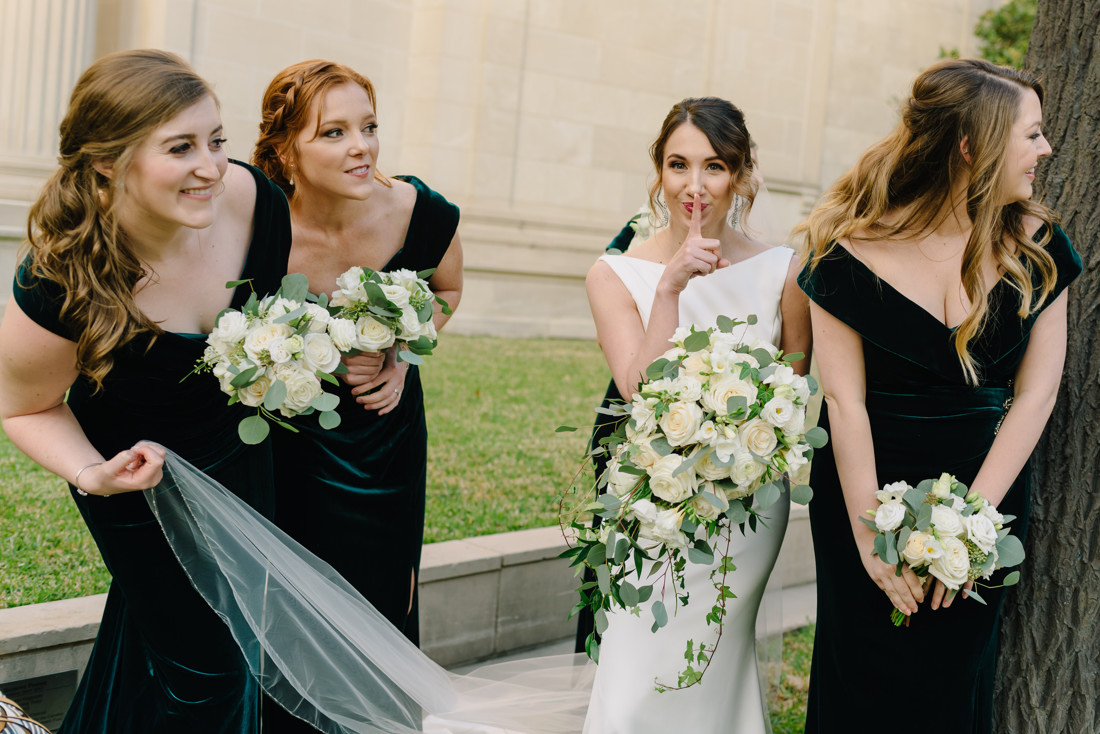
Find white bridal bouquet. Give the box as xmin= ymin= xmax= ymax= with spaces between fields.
xmin=861 ymin=473 xmax=1025 ymax=626
xmin=326 ymin=266 xmax=450 ymax=365
xmin=561 ymin=315 xmax=827 ymax=689
xmin=195 ymin=274 xmax=343 ymax=444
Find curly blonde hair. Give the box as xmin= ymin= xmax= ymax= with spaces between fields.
xmin=23 ymin=49 xmax=216 ymax=389
xmin=796 ymin=58 xmax=1057 ymax=384
xmin=253 ymin=59 xmax=391 ymax=198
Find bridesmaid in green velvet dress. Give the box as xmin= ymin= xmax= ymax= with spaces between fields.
xmin=0 ymin=51 xmax=292 ymax=733
xmin=796 ymin=59 xmax=1082 ymax=733
xmin=251 ymin=61 xmax=463 ymax=646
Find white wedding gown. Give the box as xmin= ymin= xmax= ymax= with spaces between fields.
xmin=583 ymin=247 xmax=795 ymax=734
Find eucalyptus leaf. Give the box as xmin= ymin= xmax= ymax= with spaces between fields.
xmin=754 ymin=481 xmax=781 ymax=510
xmin=651 ymin=600 xmax=668 ymax=628
xmin=688 ymin=540 xmax=714 ymax=566
xmin=596 ymin=564 xmax=611 ymax=595
xmin=229 ymin=365 xmax=260 ymax=388
xmin=238 ymin=415 xmax=270 ymax=445
xmin=725 ymin=501 xmax=748 ymax=526
xmin=700 ymin=490 xmax=725 ymax=510
xmin=363 ymin=280 xmax=389 ymax=306
xmin=995 ymin=535 xmax=1025 ymax=567
xmin=903 ymin=487 xmax=926 ymax=513
xmin=750 ymin=348 xmax=773 ymax=367
xmin=555 ymin=425 xmax=578 ymax=432
xmin=645 ymin=358 xmax=671 ymax=381
xmin=262 ymin=380 xmax=287 ymax=412
xmin=966 ymin=588 xmax=987 ymax=606
xmin=620 ymin=582 xmax=640 ymax=607
xmin=884 ymin=532 xmax=899 ymax=565
xmin=225 ymin=279 xmax=252 ymax=289
xmin=650 ymin=436 xmax=673 ymax=456
xmin=585 ymin=633 xmax=599 ymax=662
xmin=598 ymin=493 xmax=623 ymax=512
xmin=637 ymin=585 xmax=653 ymax=603
xmin=746 ymin=314 xmax=758 ymax=325
xmin=594 ymin=608 xmax=609 ymax=635
xmin=790 ymin=483 xmax=813 ymax=505
xmin=804 ymin=426 xmax=829 ymax=449
xmin=716 ymin=315 xmax=734 ymax=333
xmin=317 ymin=370 xmax=340 ymax=386
xmin=311 ymin=392 xmax=340 ymax=412
xmin=613 ymin=537 xmax=631 ymax=565
xmin=873 ymin=533 xmax=888 ymax=559
xmin=416 ymin=267 xmax=437 ymax=280
xmin=783 ymin=352 xmax=805 ymax=363
xmin=586 ymin=543 xmax=607 ymax=566
xmin=398 ymin=349 xmax=425 ymax=366
xmin=726 ymin=395 xmax=749 ymax=417
xmin=805 ymin=374 xmax=819 ymax=395
xmin=1002 ymin=570 xmax=1021 ymax=586
xmin=279 ymin=273 xmax=310 ymax=303
xmin=318 ymin=410 xmax=342 ymax=430
xmin=273 ymin=305 xmax=307 ymax=324
xmin=916 ymin=503 xmax=933 ymax=531
xmin=683 ymin=330 xmax=711 ymax=352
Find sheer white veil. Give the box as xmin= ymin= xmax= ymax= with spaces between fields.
xmin=145 ymin=449 xmax=594 ymax=734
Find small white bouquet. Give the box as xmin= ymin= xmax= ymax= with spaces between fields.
xmin=326 ymin=266 xmax=450 ymax=365
xmin=195 ymin=274 xmax=343 ymax=444
xmin=561 ymin=315 xmax=826 ymax=689
xmin=860 ymin=473 xmax=1025 ymax=626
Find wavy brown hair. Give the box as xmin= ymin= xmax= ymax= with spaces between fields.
xmin=23 ymin=49 xmax=215 ymax=389
xmin=796 ymin=58 xmax=1057 ymax=384
xmin=253 ymin=59 xmax=391 ymax=198
xmin=648 ymin=97 xmax=757 ymax=227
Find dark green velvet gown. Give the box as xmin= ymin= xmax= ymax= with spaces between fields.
xmin=797 ymin=225 xmax=1082 ymax=734
xmin=13 ymin=162 xmax=292 ymax=734
xmin=270 ymin=175 xmax=459 ymax=644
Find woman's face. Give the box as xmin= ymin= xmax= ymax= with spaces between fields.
xmin=292 ymin=82 xmax=379 ymax=201
xmin=999 ymin=87 xmax=1051 ymax=205
xmin=119 ymin=95 xmax=227 ymax=231
xmin=660 ymin=122 xmax=735 ymax=230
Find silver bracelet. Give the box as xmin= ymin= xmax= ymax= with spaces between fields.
xmin=73 ymin=462 xmax=103 ymax=497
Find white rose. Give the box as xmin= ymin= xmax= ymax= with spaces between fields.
xmin=381 ymin=283 xmax=411 ymax=309
xmin=730 ymin=448 xmax=766 ymax=488
xmin=978 ymin=502 xmax=1004 ymax=528
xmin=702 ymin=373 xmax=758 ymax=416
xmin=929 ymin=536 xmax=971 ymax=590
xmin=302 ymin=333 xmax=342 ymax=374
xmin=964 ymin=514 xmax=998 ymax=555
xmin=265 ymin=297 xmax=299 ymax=319
xmin=209 ymin=310 xmax=249 ymax=349
xmin=761 ymin=396 xmax=797 ymax=429
xmin=335 ymin=266 xmax=365 ymax=294
xmin=874 ymin=502 xmax=906 ymax=533
xmin=303 ymin=303 xmax=331 ymax=333
xmin=931 ymin=472 xmax=955 ymax=499
xmin=740 ymin=418 xmax=779 ymax=458
xmin=328 ymin=318 xmax=357 ymax=352
xmin=243 ymin=322 xmax=293 ymax=363
xmin=355 ymin=316 xmax=396 ymax=352
xmin=275 ymin=363 xmax=324 ymax=415
xmin=397 ymin=307 xmax=423 ymax=339
xmin=764 ymin=364 xmax=811 ymax=403
xmin=930 ymin=504 xmax=965 ymax=539
xmin=648 ymin=454 xmax=697 ymax=503
xmin=629 ymin=438 xmax=662 ymax=471
xmin=387 ymin=268 xmax=419 ymax=288
xmin=237 ymin=368 xmax=273 ymax=407
xmin=901 ymin=530 xmax=943 ymax=568
xmin=640 ymin=507 xmax=689 ymax=550
xmin=781 ymin=406 xmax=807 ymax=439
xmin=417 ymin=318 xmax=438 ymax=342
xmin=605 ymin=456 xmax=639 ymax=498
xmin=267 ymin=334 xmax=303 ymax=365
xmin=660 ymin=346 xmax=687 ymax=363
xmin=691 ymin=482 xmax=729 ymax=520
xmin=694 ymin=449 xmax=730 ymax=481
xmin=670 ymin=375 xmax=703 ymax=403
xmin=681 ymin=351 xmax=709 ymax=380
xmin=658 ymin=400 xmax=704 ymax=447
xmin=876 ymin=481 xmax=912 ymax=504
xmin=628 ymin=498 xmax=658 ymax=526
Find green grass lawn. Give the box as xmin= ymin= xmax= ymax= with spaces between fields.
xmin=0 ymin=332 xmax=813 ymax=725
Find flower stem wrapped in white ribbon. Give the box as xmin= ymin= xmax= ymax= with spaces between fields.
xmin=859 ymin=473 xmax=1026 ymax=626
xmin=559 ymin=315 xmax=827 ymax=690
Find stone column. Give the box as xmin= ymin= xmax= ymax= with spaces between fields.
xmin=0 ymin=0 xmax=97 ymax=201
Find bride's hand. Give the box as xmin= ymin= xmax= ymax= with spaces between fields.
xmin=856 ymin=532 xmax=926 ymax=615
xmin=660 ymin=193 xmax=730 ymax=295
xmin=77 ymin=441 xmax=166 ymax=496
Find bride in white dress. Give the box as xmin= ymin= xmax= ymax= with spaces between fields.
xmin=583 ymin=97 xmax=811 ymax=734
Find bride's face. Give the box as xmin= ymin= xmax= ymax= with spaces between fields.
xmin=660 ymin=122 xmax=735 ymax=232
xmin=293 ymin=82 xmax=379 ymax=201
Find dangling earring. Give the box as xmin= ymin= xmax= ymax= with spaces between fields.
xmin=287 ymin=164 xmax=295 ymax=187
xmin=654 ymin=190 xmax=670 ymax=227
xmin=727 ymin=195 xmax=743 ymax=230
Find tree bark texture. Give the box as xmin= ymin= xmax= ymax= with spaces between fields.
xmin=995 ymin=2 xmax=1100 ymax=732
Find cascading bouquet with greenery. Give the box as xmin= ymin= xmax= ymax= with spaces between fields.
xmin=559 ymin=315 xmax=827 ymax=690
xmin=194 ymin=273 xmax=344 ymax=444
xmin=325 ymin=266 xmax=450 ymax=366
xmin=861 ymin=472 xmax=1025 ymax=626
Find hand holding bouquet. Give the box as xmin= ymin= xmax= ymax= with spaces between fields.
xmin=860 ymin=473 xmax=1025 ymax=626
xmin=561 ymin=315 xmax=826 ymax=689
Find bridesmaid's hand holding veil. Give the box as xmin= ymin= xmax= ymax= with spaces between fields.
xmin=78 ymin=441 xmax=167 ymax=496
xmin=658 ymin=193 xmax=730 ymax=295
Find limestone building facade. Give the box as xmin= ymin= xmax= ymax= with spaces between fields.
xmin=0 ymin=0 xmax=1000 ymax=334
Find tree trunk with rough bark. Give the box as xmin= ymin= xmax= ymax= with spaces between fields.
xmin=995 ymin=2 xmax=1100 ymax=733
